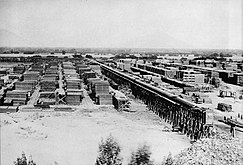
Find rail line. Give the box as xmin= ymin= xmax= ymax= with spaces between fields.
xmin=95 ymin=61 xmax=214 ymax=140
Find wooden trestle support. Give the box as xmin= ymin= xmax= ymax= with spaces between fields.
xmin=101 ymin=65 xmax=213 ymax=140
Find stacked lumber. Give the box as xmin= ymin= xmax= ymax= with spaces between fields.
xmin=37 ymin=91 xmax=56 ymax=105
xmin=66 ymin=92 xmax=82 ymax=105
xmin=15 ymin=80 xmax=36 ymax=91
xmin=39 ymin=91 xmax=56 ymax=99
xmin=23 ymin=71 xmax=40 ymax=81
xmin=217 ymin=103 xmax=232 ymax=112
xmin=45 ymin=69 xmax=58 ymax=75
xmin=44 ymin=74 xmax=58 ymax=79
xmin=93 ymin=81 xmax=110 ymax=95
xmin=0 ymin=106 xmax=18 ymax=113
xmin=64 ymin=70 xmax=79 ymax=79
xmin=38 ymin=98 xmax=56 ymax=105
xmin=92 ymin=81 xmax=111 ymax=105
xmin=183 ymin=87 xmax=200 ymax=94
xmin=54 ymin=106 xmax=74 ymax=112
xmin=75 ymin=64 xmax=88 ymax=69
xmin=112 ymin=89 xmax=129 ymax=111
xmin=0 ymin=95 xmax=3 ymax=105
xmin=5 ymin=90 xmax=28 ymax=105
xmin=13 ymin=65 xmax=25 ymax=74
xmin=63 ymin=62 xmax=83 ymax=105
xmin=63 ymin=64 xmax=75 ymax=69
xmin=233 ymin=73 xmax=243 ymax=86
xmin=96 ymin=94 xmax=112 ymax=105
xmin=21 ymin=106 xmax=42 ymax=112
xmin=0 ymin=79 xmax=4 ymax=86
xmin=30 ymin=64 xmax=43 ymax=74
xmin=66 ymin=78 xmax=81 ymax=89
xmin=0 ymin=68 xmax=8 ymax=75
xmin=78 ymin=67 xmax=92 ymax=75
xmin=11 ymin=98 xmax=27 ymax=105
xmin=90 ymin=64 xmax=101 ymax=75
xmin=84 ymin=71 xmax=96 ymax=84
xmin=6 ymin=90 xmax=28 ymax=99
xmin=194 ymin=74 xmax=205 ymax=84
xmin=87 ymin=78 xmax=100 ymax=91
xmin=66 ymin=89 xmax=83 ymax=96
xmin=40 ymin=67 xmax=58 ymax=91
xmin=8 ymin=74 xmax=22 ymax=80
xmin=3 ymin=98 xmax=13 ymax=106
xmin=40 ymin=80 xmax=56 ymax=91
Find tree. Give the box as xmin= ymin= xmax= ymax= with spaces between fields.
xmin=163 ymin=152 xmax=173 ymax=165
xmin=128 ymin=144 xmax=153 ymax=165
xmin=95 ymin=135 xmax=122 ymax=165
xmin=86 ymin=54 xmax=93 ymax=59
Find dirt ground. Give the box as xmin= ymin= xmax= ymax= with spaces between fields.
xmin=0 ymin=101 xmax=191 ymax=165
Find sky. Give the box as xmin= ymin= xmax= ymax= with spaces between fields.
xmin=0 ymin=0 xmax=242 ymax=49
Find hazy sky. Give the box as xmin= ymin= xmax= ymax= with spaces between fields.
xmin=0 ymin=0 xmax=242 ymax=49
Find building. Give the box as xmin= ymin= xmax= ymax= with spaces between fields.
xmin=177 ymin=70 xmax=204 ymax=84
xmin=233 ymin=73 xmax=243 ymax=86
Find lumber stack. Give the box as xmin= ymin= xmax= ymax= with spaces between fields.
xmin=5 ymin=90 xmax=29 ymax=105
xmin=0 ymin=68 xmax=8 ymax=75
xmin=0 ymin=106 xmax=18 ymax=113
xmin=40 ymin=67 xmax=58 ymax=91
xmin=78 ymin=68 xmax=92 ymax=76
xmin=93 ymin=81 xmax=112 ymax=105
xmin=0 ymin=95 xmax=4 ymax=106
xmin=30 ymin=64 xmax=44 ymax=74
xmin=63 ymin=69 xmax=79 ymax=79
xmin=23 ymin=71 xmax=40 ymax=81
xmin=3 ymin=98 xmax=13 ymax=106
xmin=87 ymin=78 xmax=100 ymax=91
xmin=84 ymin=71 xmax=96 ymax=84
xmin=63 ymin=62 xmax=78 ymax=79
xmin=75 ymin=64 xmax=88 ymax=69
xmin=38 ymin=98 xmax=56 ymax=105
xmin=93 ymin=81 xmax=110 ymax=95
xmin=96 ymin=94 xmax=112 ymax=105
xmin=13 ymin=65 xmax=25 ymax=74
xmin=40 ymin=80 xmax=56 ymax=91
xmin=45 ymin=69 xmax=58 ymax=75
xmin=63 ymin=62 xmax=75 ymax=70
xmin=39 ymin=91 xmax=56 ymax=99
xmin=0 ymin=79 xmax=4 ymax=86
xmin=15 ymin=80 xmax=36 ymax=91
xmin=38 ymin=91 xmax=56 ymax=105
xmin=194 ymin=74 xmax=205 ymax=84
xmin=66 ymin=89 xmax=83 ymax=96
xmin=90 ymin=64 xmax=100 ymax=71
xmin=66 ymin=78 xmax=81 ymax=89
xmin=217 ymin=103 xmax=232 ymax=112
xmin=54 ymin=106 xmax=74 ymax=112
xmin=8 ymin=74 xmax=22 ymax=80
xmin=66 ymin=92 xmax=82 ymax=105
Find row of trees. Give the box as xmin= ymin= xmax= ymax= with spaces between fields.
xmin=95 ymin=135 xmax=173 ymax=165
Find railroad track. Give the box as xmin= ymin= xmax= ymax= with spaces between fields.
xmin=93 ymin=60 xmax=214 ymax=140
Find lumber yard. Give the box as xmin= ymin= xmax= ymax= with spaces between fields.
xmin=0 ymin=55 xmax=242 ymax=140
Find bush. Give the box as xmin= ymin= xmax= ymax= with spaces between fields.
xmin=128 ymin=144 xmax=153 ymax=165
xmin=13 ymin=152 xmax=36 ymax=165
xmin=95 ymin=135 xmax=123 ymax=165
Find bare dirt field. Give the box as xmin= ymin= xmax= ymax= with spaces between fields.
xmin=0 ymin=101 xmax=191 ymax=165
